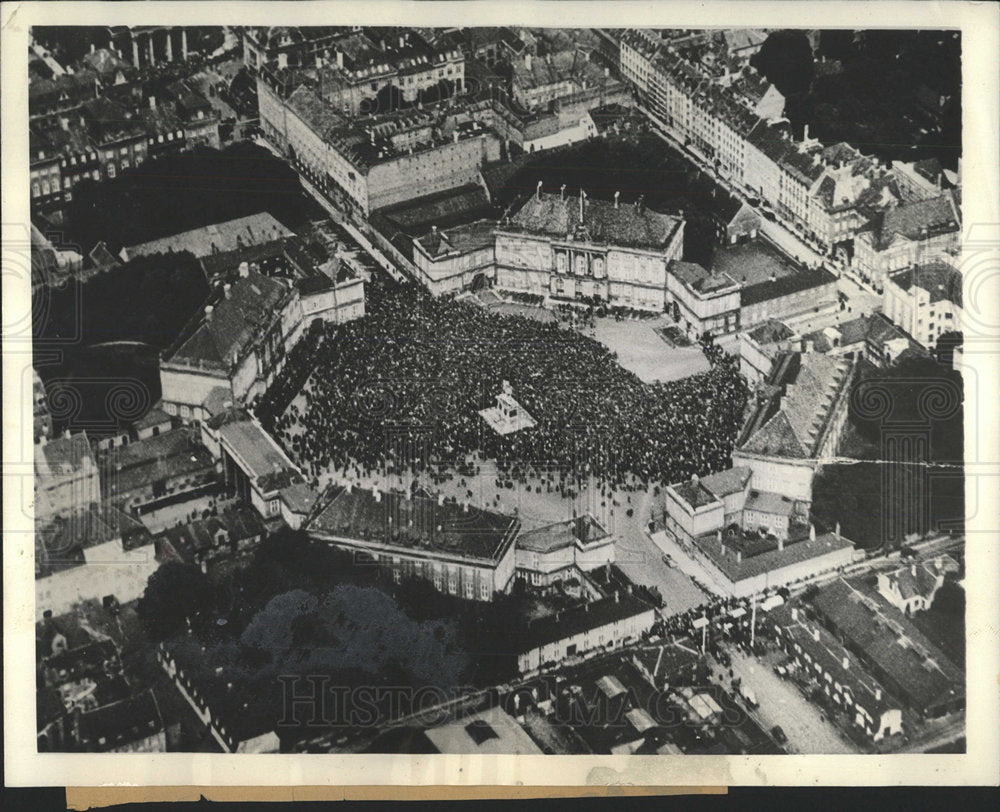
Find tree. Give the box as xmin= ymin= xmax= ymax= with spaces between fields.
xmin=137 ymin=561 xmax=216 ymax=641
xmin=750 ymin=31 xmax=815 ymax=98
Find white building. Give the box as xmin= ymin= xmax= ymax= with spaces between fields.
xmin=494 ymin=188 xmax=684 ymax=312
xmin=883 ymin=261 xmax=962 ymax=350
xmin=515 ymin=514 xmax=615 ymax=587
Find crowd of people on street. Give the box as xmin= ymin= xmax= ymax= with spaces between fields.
xmin=256 ymin=283 xmax=749 ymax=503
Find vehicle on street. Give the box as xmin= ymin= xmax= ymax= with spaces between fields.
xmin=771 ymin=726 xmax=788 ymax=745
xmin=740 ymin=686 xmax=759 ymax=708
xmin=662 ymin=554 xmax=676 ymax=568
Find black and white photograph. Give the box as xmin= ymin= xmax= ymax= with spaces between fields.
xmin=4 ymin=0 xmax=999 ymax=791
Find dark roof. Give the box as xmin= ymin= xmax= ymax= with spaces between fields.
xmin=888 ymin=262 xmax=962 ymax=308
xmin=811 ymin=579 xmax=964 ymax=713
xmin=157 ymin=506 xmax=265 ymax=558
xmin=164 ymin=270 xmax=290 ymax=372
xmin=77 ymin=689 xmax=163 ymax=751
xmin=769 ymin=604 xmax=892 ymax=718
xmin=747 ymin=319 xmax=794 ymax=345
xmin=377 ymin=184 xmax=492 ymax=232
xmin=415 ymin=219 xmax=496 ymax=259
xmin=217 ymin=420 xmax=299 ymax=485
xmin=669 ymin=260 xmax=738 ymax=295
xmin=739 ymin=353 xmax=853 ymax=459
xmin=308 ymin=486 xmax=520 ymax=564
xmin=519 ymin=592 xmax=656 ymax=651
xmin=670 ymin=478 xmax=721 ymax=510
xmin=126 ymin=213 xmax=294 ymax=260
xmin=700 ymin=466 xmax=752 ymax=498
xmin=517 ymin=514 xmax=609 ymax=554
xmin=693 ymin=531 xmax=852 ymax=582
xmin=133 ymin=407 xmax=172 ymax=432
xmin=866 ymin=193 xmax=960 ymax=250
xmin=36 ymin=502 xmax=151 ymax=575
xmin=36 ymin=432 xmax=95 ymax=478
xmin=102 ymin=427 xmax=216 ymax=498
xmin=507 ymin=191 xmax=683 ymax=250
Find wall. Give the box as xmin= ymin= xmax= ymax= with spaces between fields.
xmin=731 ymin=452 xmax=816 ymax=504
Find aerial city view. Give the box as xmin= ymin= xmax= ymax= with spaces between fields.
xmin=28 ymin=25 xmax=965 ymax=756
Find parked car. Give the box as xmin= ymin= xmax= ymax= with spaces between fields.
xmin=771 ymin=726 xmax=788 ymax=745
xmin=739 ymin=686 xmax=759 ymax=708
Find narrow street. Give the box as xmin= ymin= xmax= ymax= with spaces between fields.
xmin=723 ymin=645 xmax=858 ymax=754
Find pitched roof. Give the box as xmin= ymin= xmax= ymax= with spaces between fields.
xmin=700 ymin=466 xmax=753 ymax=498
xmin=507 ymin=191 xmax=682 ymax=250
xmin=77 ymin=689 xmax=163 ymax=751
xmin=739 ymin=353 xmax=853 ymax=459
xmin=308 ymin=487 xmax=520 ymax=564
xmin=125 ymin=213 xmax=294 ymax=260
xmin=156 ymin=506 xmax=265 ymax=557
xmin=519 ymin=591 xmax=656 ymax=651
xmin=217 ymin=419 xmax=299 ymax=486
xmin=669 ymin=260 xmax=739 ymax=295
xmin=693 ymin=530 xmax=852 ymax=582
xmin=811 ymin=578 xmax=964 ymax=713
xmin=164 ymin=270 xmax=290 ymax=372
xmin=867 ymin=193 xmax=960 ymax=250
xmin=415 ymin=219 xmax=497 ymax=259
xmin=888 ymin=262 xmax=962 ymax=307
xmin=36 ymin=432 xmax=95 ymax=479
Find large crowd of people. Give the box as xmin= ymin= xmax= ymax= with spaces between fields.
xmin=256 ymin=283 xmax=749 ymax=499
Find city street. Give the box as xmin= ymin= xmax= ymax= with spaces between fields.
xmin=724 ymin=645 xmax=858 ymax=754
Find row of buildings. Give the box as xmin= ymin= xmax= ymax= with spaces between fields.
xmin=411 ymin=184 xmax=838 ymax=340
xmin=30 ymin=67 xmax=221 ymax=213
xmin=611 ymin=28 xmax=962 ymax=292
xmin=252 ymin=27 xmax=627 ymax=217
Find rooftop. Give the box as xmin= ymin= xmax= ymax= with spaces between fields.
xmin=218 ymin=419 xmax=300 ymax=487
xmin=769 ymin=604 xmax=891 ymax=718
xmin=156 ymin=506 xmax=265 ymax=558
xmin=36 ymin=432 xmax=95 ymax=479
xmin=77 ymin=689 xmax=163 ymax=751
xmin=415 ymin=219 xmax=497 ymax=259
xmin=669 ymin=260 xmax=739 ymax=295
xmin=280 ymin=482 xmax=320 ymax=516
xmin=746 ymin=318 xmax=795 ymax=346
xmin=519 ymin=591 xmax=656 ymax=652
xmin=739 ymin=353 xmax=853 ymax=459
xmin=700 ymin=466 xmax=753 ymax=498
xmin=693 ymin=530 xmax=853 ymax=583
xmin=506 ymin=191 xmax=683 ymax=251
xmin=517 ymin=514 xmax=610 ymax=554
xmin=865 ymin=192 xmax=960 ymax=251
xmin=164 ymin=269 xmax=290 ymax=373
xmin=308 ymin=486 xmax=520 ymax=564
xmin=424 ymin=707 xmax=542 ymax=755
xmin=124 ymin=213 xmax=294 ymax=261
xmin=888 ymin=261 xmax=963 ymax=308
xmin=811 ymin=578 xmax=964 ymax=712
xmin=36 ymin=503 xmax=152 ymax=576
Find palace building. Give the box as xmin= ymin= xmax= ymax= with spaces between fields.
xmin=494 ymin=187 xmax=685 ymax=311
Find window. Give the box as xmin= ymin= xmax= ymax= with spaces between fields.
xmin=464 ymin=581 xmax=474 ymax=599
xmin=479 ymin=582 xmax=490 ymax=600
xmin=120 ymin=146 xmax=128 ymax=156
xmin=31 ymin=182 xmax=40 ymax=198
xmin=92 ymin=170 xmax=100 ymax=180
xmin=167 ymin=132 xmax=174 ymax=141
xmin=107 ymin=163 xmax=116 ymax=178
xmin=121 ymin=159 xmax=130 ymax=170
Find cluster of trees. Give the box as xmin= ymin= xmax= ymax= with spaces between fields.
xmin=812 ymin=354 xmax=964 ymax=550
xmin=136 ymin=528 xmax=532 ymax=729
xmin=752 ymin=30 xmax=961 ymax=169
xmin=33 ymin=251 xmax=208 ymax=436
xmin=64 ymin=143 xmax=312 ymax=255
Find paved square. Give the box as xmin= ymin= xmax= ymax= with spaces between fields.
xmin=587 ymin=316 xmax=711 ymax=383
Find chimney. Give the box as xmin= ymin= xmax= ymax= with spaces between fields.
xmin=778 ymin=536 xmax=784 ymax=551
xmin=223 ymin=283 xmax=232 ymax=299
xmin=462 ymin=501 xmax=469 ymax=513
xmin=148 ymin=95 xmax=156 ymax=109
xmin=277 ymin=53 xmax=288 ymax=69
xmin=614 ymin=191 xmax=620 ymax=209
xmin=636 ymin=195 xmax=645 ymax=214
xmin=238 ymin=261 xmax=250 ymax=278
xmin=614 ymin=590 xmax=620 ymax=603
xmin=536 ymin=180 xmax=543 ymax=200
xmin=560 ymin=183 xmax=566 ymax=200
xmin=59 ymin=116 xmax=69 ymax=131
xmin=345 ymin=480 xmax=352 ymax=493
xmin=437 ymin=492 xmax=445 ymax=506
xmin=736 ymin=550 xmax=742 ymax=564
xmin=204 ymin=304 xmax=214 ymax=319
xmin=804 ymin=339 xmax=814 ymax=353
xmin=809 ymin=524 xmax=816 ymax=541
xmin=842 ymin=655 xmax=850 ymax=670
xmin=804 ymin=124 xmax=810 ymax=141
xmin=373 ymin=487 xmax=381 ymax=503
xmin=399 ymin=34 xmax=406 ymax=48
xmin=835 ymin=521 xmax=841 ymax=537
xmin=525 ymin=53 xmax=532 ymax=71
xmin=911 ymin=563 xmax=917 ymax=577
xmin=812 ymin=627 xmax=820 ymax=642
xmin=453 ymin=129 xmax=459 ymax=144
xmin=579 ymin=188 xmax=586 ymax=223
xmin=431 ymin=224 xmax=438 ymax=234
xmin=791 ymin=606 xmax=799 ymax=620
xmin=875 ymin=686 xmax=882 ymax=701
xmin=336 ymin=50 xmax=344 ymax=69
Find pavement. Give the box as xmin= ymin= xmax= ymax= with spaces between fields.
xmin=723 ymin=645 xmax=858 ymax=754
xmin=586 ymin=316 xmax=710 ymax=383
